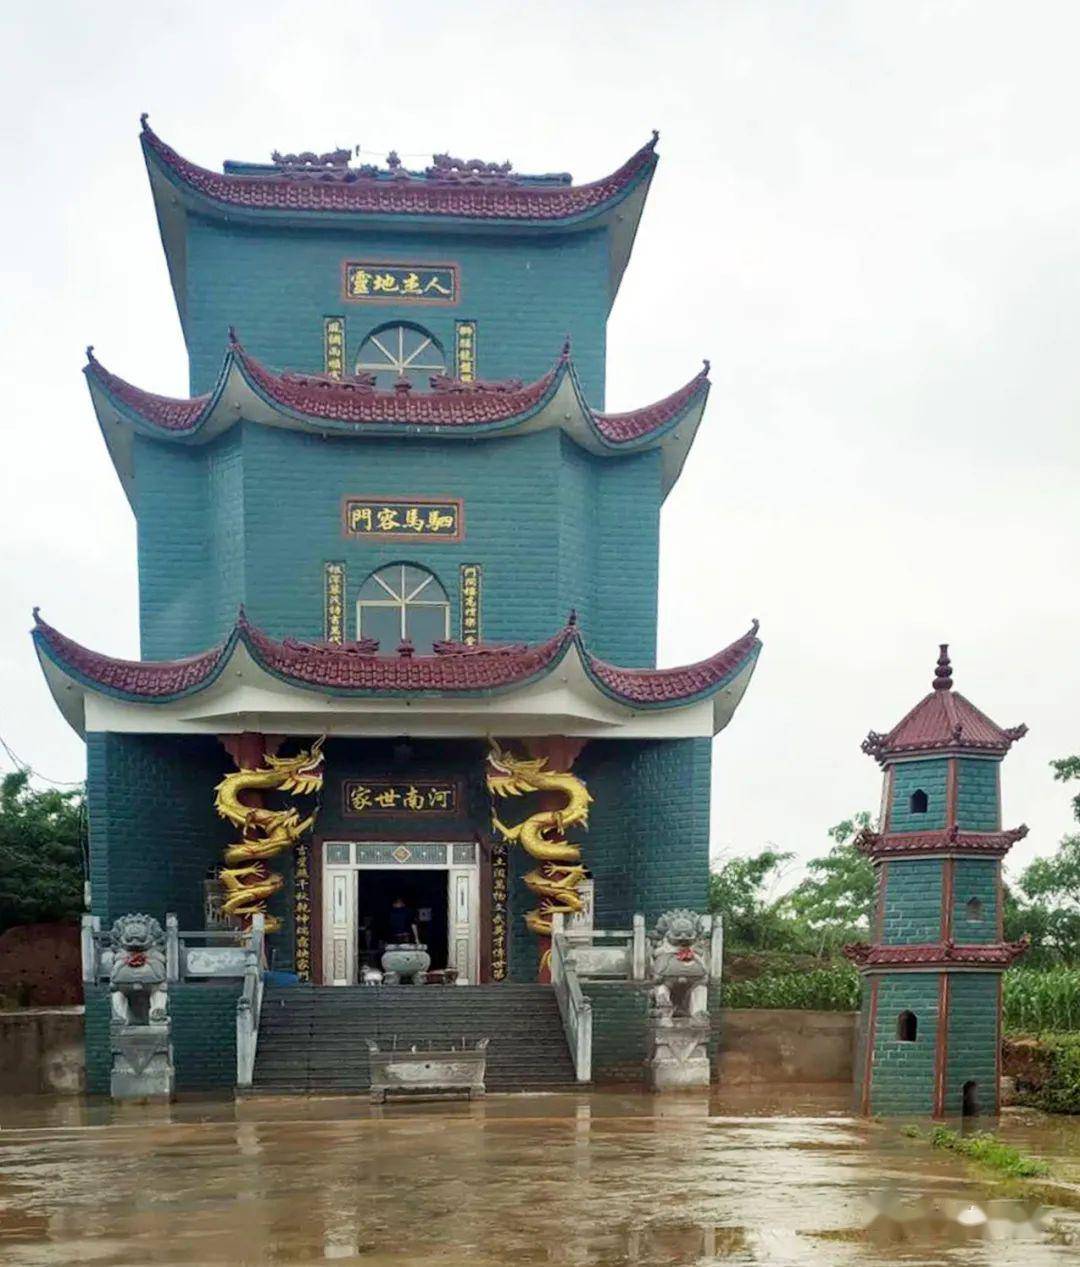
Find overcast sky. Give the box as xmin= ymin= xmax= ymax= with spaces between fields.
xmin=1 ymin=1 xmax=1077 ymax=889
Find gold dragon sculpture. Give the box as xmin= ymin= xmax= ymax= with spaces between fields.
xmin=215 ymin=737 xmax=325 ymax=932
xmin=485 ymin=739 xmax=592 ymax=939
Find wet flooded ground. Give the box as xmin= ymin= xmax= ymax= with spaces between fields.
xmin=0 ymin=1084 xmax=1078 ymax=1265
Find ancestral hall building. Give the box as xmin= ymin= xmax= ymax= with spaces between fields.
xmin=34 ymin=119 xmax=760 ymax=1044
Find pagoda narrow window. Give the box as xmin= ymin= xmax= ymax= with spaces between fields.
xmin=896 ymin=1010 xmax=918 ymax=1042
xmin=356 ymin=564 xmax=450 ymax=653
xmin=965 ymin=897 xmax=983 ymax=922
xmin=355 ymin=322 xmax=445 ymax=390
xmin=909 ymin=789 xmax=929 ymax=815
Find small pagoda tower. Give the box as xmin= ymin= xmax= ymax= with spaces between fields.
xmin=847 ymin=645 xmax=1029 ymax=1117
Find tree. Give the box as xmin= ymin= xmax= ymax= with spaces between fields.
xmin=1010 ymin=755 xmax=1080 ymax=963
xmin=708 ymin=848 xmax=795 ymax=950
xmin=0 ymin=771 xmax=85 ymax=932
xmin=787 ymin=813 xmax=876 ymax=955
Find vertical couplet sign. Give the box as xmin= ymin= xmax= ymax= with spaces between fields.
xmin=324 ymin=316 xmax=345 ymax=378
xmin=294 ymin=841 xmax=312 ymax=982
xmin=490 ymin=841 xmax=509 ymax=981
xmin=324 ymin=562 xmax=346 ymax=643
xmin=455 ymin=320 xmax=477 ymax=381
xmin=460 ymin=564 xmax=482 ymax=645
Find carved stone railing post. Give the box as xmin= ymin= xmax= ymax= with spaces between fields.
xmin=165 ymin=913 xmax=180 ymax=983
xmin=631 ymin=913 xmax=647 ymax=981
xmin=81 ymin=914 xmax=100 ymax=984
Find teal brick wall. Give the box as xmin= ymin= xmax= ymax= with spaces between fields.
xmin=86 ymin=733 xmax=226 ymax=928
xmin=84 ymin=989 xmax=111 ymax=1095
xmin=868 ymin=973 xmax=941 ymax=1115
xmin=583 ymin=981 xmax=650 ymax=1081
xmin=944 ymin=972 xmax=999 ymax=1116
xmin=889 ymin=759 xmax=949 ymax=832
xmin=84 ymin=983 xmax=240 ymax=1094
xmin=881 ymin=859 xmax=943 ymax=944
xmin=136 ymin=421 xmax=663 ymax=667
xmin=171 ymin=983 xmax=241 ymax=1090
xmin=956 ymin=759 xmax=1000 ymax=831
xmin=952 ymin=859 xmax=999 ymax=944
xmin=184 ymin=219 xmax=610 ymax=404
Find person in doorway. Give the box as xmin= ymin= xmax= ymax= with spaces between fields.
xmin=388 ymin=896 xmax=419 ymax=946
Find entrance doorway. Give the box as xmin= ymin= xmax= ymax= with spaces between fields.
xmin=356 ymin=869 xmax=449 ymax=973
xmin=322 ymin=840 xmax=480 ymax=986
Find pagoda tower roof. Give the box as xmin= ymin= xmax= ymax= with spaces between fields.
xmin=862 ymin=645 xmax=1027 ymax=764
xmin=140 ymin=118 xmax=659 ymax=317
xmin=32 ymin=611 xmax=761 ymax=743
xmin=85 ymin=336 xmax=710 ymax=503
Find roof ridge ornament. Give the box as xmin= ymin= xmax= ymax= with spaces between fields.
xmin=932 ymin=643 xmax=953 ymax=691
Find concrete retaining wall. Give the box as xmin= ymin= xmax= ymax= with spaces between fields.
xmin=0 ymin=1008 xmax=85 ymax=1094
xmin=717 ymin=1009 xmax=856 ymax=1084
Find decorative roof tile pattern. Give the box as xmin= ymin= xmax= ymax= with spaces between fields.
xmin=84 ymin=338 xmax=709 ymax=445
xmin=32 ymin=610 xmax=228 ymax=698
xmin=854 ymin=825 xmax=1028 ymax=859
xmin=585 ymin=621 xmax=760 ymax=704
xmin=862 ymin=644 xmax=1027 ymax=763
xmin=85 ymin=348 xmax=209 ymax=432
xmin=142 ymin=119 xmax=659 ymax=224
xmin=843 ymin=939 xmax=1029 ymax=969
xmin=33 ymin=611 xmax=760 ymax=708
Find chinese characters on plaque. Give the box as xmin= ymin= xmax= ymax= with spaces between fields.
xmin=460 ymin=564 xmax=482 ymax=645
xmin=345 ymin=263 xmax=458 ymax=303
xmin=324 ymin=561 xmax=345 ymax=643
xmin=455 ymin=320 xmax=477 ymax=381
xmin=293 ymin=841 xmax=312 ymax=981
xmin=343 ymin=498 xmax=462 ymax=541
xmin=344 ymin=780 xmax=459 ymax=816
xmin=491 ymin=842 xmax=509 ymax=981
xmin=323 ymin=316 xmax=345 ymax=378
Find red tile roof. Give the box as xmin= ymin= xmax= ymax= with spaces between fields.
xmin=843 ymin=939 xmax=1029 ymax=969
xmin=84 ymin=338 xmax=709 ymax=445
xmin=863 ymin=644 xmax=1026 ymax=763
xmin=854 ymin=825 xmax=1028 ymax=859
xmin=32 ymin=611 xmax=760 ymax=708
xmin=585 ymin=620 xmax=759 ymax=704
xmin=141 ymin=119 xmax=659 ymax=224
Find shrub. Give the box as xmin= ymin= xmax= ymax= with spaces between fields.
xmin=1003 ymin=968 xmax=1080 ymax=1034
xmin=722 ymin=963 xmax=860 ymax=1011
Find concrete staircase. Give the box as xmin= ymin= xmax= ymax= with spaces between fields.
xmin=251 ymin=983 xmax=580 ymax=1095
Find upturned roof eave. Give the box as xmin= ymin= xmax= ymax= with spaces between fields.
xmin=32 ymin=613 xmax=760 ymax=740
xmin=83 ymin=343 xmax=712 ymax=498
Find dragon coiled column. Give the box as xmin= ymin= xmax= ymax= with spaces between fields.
xmin=485 ymin=738 xmax=591 ymax=978
xmin=215 ymin=735 xmax=325 ymax=933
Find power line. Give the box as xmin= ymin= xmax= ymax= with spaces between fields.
xmin=0 ymin=735 xmax=83 ymax=788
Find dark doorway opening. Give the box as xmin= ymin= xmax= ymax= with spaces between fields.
xmin=962 ymin=1079 xmax=980 ymax=1117
xmin=356 ymin=869 xmax=449 ymax=974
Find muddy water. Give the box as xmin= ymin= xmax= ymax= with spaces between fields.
xmin=0 ymin=1085 xmax=1078 ymax=1265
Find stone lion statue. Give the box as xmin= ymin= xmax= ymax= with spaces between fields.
xmin=108 ymin=914 xmax=168 ymax=1025
xmin=649 ymin=909 xmax=710 ymax=1019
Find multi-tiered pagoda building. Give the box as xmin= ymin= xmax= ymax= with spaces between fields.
xmin=34 ymin=120 xmax=759 ymax=1087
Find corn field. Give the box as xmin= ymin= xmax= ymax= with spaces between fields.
xmin=723 ymin=965 xmax=1080 ymax=1033
xmin=1002 ymin=968 xmax=1080 ymax=1034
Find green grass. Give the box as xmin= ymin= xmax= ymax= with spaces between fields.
xmin=906 ymin=1125 xmax=1050 ymax=1179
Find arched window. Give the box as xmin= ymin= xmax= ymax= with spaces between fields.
xmin=355 ymin=323 xmax=445 ymax=390
xmin=962 ymin=1079 xmax=980 ymax=1117
xmin=356 ymin=564 xmax=450 ymax=653
xmin=909 ymin=789 xmax=929 ymax=815
xmin=965 ymin=897 xmax=983 ymax=922
xmin=896 ymin=1010 xmax=918 ymax=1042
